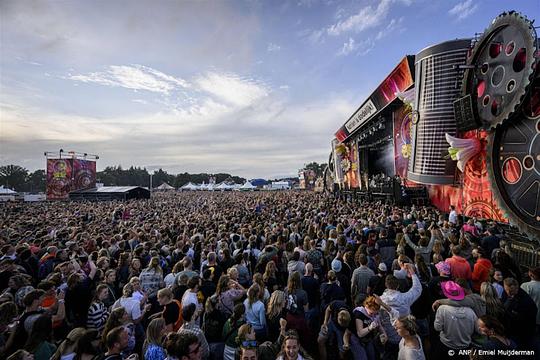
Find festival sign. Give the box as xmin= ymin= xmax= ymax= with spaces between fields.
xmin=335 ymin=56 xmax=414 ymax=142
xmin=46 ymin=159 xmax=73 ymax=200
xmin=73 ymin=159 xmax=97 ymax=190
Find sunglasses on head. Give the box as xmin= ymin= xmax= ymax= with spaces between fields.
xmin=242 ymin=340 xmax=257 ymax=348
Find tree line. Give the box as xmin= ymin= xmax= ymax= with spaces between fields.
xmin=0 ymin=164 xmax=246 ymax=192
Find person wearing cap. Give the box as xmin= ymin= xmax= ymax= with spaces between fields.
xmin=433 ymin=281 xmax=479 ymax=356
xmin=367 ymin=262 xmax=387 ymax=296
xmin=471 ymin=247 xmax=492 ymax=293
xmin=428 ymin=261 xmax=452 ymax=300
xmin=432 ymin=278 xmax=486 ymax=318
xmin=520 ymin=266 xmax=540 ymax=334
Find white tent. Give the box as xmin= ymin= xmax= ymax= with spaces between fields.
xmin=0 ymin=186 xmax=17 ymax=194
xmin=181 ymin=182 xmax=198 ymax=191
xmin=239 ymin=181 xmax=256 ymax=191
xmin=216 ymin=182 xmax=234 ymax=190
xmin=0 ymin=186 xmax=17 ymax=202
xmin=156 ymin=182 xmax=175 ymax=191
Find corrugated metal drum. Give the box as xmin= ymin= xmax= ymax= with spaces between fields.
xmin=408 ymin=39 xmax=472 ymax=185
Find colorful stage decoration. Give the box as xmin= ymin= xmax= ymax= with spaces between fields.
xmin=461 ymin=11 xmax=538 ymax=129
xmin=445 ymin=134 xmax=481 ymax=172
xmin=335 ymin=142 xmax=360 ymax=189
xmin=329 ymin=11 xmax=539 ymax=239
xmin=458 ymin=11 xmax=539 ymax=239
xmin=46 ymin=159 xmax=73 ymax=200
xmin=45 ymin=151 xmax=98 ymax=200
xmin=486 ymin=74 xmax=540 ymax=238
xmin=407 ymin=39 xmax=471 ymax=185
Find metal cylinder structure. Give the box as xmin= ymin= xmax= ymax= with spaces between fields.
xmin=408 ymin=39 xmax=471 ymax=185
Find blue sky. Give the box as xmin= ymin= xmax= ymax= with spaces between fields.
xmin=1 ymin=0 xmax=538 ymax=178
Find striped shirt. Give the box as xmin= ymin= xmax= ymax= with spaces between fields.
xmin=87 ymin=301 xmax=109 ymax=334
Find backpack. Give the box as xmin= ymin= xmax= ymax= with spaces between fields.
xmin=170 ymin=299 xmax=183 ymax=331
xmin=287 ymin=293 xmax=299 ymax=315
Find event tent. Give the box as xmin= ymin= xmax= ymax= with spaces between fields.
xmin=0 ymin=186 xmax=17 ymax=195
xmin=180 ymin=182 xmax=198 ymax=191
xmin=239 ymin=181 xmax=256 ymax=191
xmin=155 ymin=183 xmax=175 ymax=191
xmin=0 ymin=186 xmax=17 ymax=202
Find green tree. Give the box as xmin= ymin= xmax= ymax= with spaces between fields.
xmin=26 ymin=169 xmax=46 ymax=193
xmin=0 ymin=165 xmax=28 ymax=191
xmin=304 ymin=162 xmax=327 ymax=178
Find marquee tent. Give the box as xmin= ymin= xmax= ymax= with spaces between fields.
xmin=156 ymin=183 xmax=175 ymax=191
xmin=239 ymin=181 xmax=256 ymax=191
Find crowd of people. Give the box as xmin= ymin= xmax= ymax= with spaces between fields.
xmin=0 ymin=191 xmax=538 ymax=360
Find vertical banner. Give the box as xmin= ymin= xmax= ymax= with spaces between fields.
xmin=46 ymin=159 xmax=73 ymax=200
xmin=73 ymin=159 xmax=97 ymax=190
xmin=393 ymin=105 xmax=413 ymax=179
xmin=344 ymin=140 xmax=360 ymax=189
xmin=332 ymin=139 xmax=345 ymax=187
xmin=298 ymin=170 xmax=306 ymax=189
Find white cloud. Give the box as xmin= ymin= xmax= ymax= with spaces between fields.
xmin=0 ymin=91 xmax=354 ymax=178
xmin=267 ymin=43 xmax=281 ymax=52
xmin=194 ymin=72 xmax=269 ymax=108
xmin=338 ymin=37 xmax=375 ymax=57
xmin=327 ymin=0 xmax=391 ymax=36
xmin=375 ymin=17 xmax=405 ymax=40
xmin=279 ymin=85 xmax=290 ymax=90
xmin=69 ymin=65 xmax=190 ymax=94
xmin=448 ymin=0 xmax=478 ymax=21
xmin=339 ymin=37 xmax=357 ymax=56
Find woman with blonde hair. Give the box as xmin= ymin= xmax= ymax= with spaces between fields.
xmin=51 ymin=327 xmax=86 ymax=360
xmin=394 ymin=315 xmax=425 ymax=360
xmin=139 ymin=256 xmax=164 ymax=299
xmin=244 ymin=284 xmax=267 ymax=341
xmin=253 ymin=273 xmax=270 ymax=303
xmin=266 ymin=290 xmax=287 ymax=342
xmin=480 ymin=282 xmax=504 ymax=319
xmin=143 ymin=318 xmax=167 ymax=360
xmin=128 ymin=257 xmax=142 ymax=279
xmin=263 ymin=260 xmax=278 ymax=293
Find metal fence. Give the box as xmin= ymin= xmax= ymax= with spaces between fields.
xmin=509 ymin=240 xmax=540 ymax=271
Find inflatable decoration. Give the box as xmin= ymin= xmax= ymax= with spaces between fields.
xmin=462 ymin=11 xmax=537 ymax=129
xmin=446 ymin=134 xmax=482 ymax=172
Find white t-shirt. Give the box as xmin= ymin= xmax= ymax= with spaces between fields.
xmin=449 ymin=210 xmax=458 ymax=224
xmin=113 ymin=297 xmax=142 ymax=321
xmin=398 ymin=335 xmax=425 ymax=360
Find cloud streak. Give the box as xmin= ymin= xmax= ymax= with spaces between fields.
xmin=327 ymin=0 xmax=391 ymax=36
xmin=448 ymin=0 xmax=478 ymax=21
xmin=69 ymin=65 xmax=190 ymax=94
